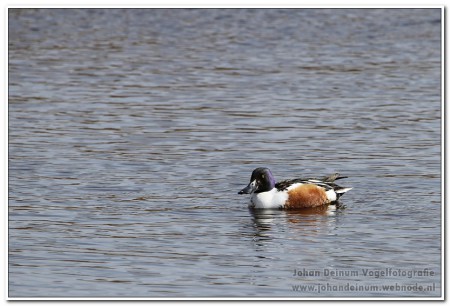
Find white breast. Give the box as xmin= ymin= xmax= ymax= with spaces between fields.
xmin=250 ymin=188 xmax=289 ymax=209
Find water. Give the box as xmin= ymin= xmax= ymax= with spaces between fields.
xmin=8 ymin=9 xmax=442 ymax=298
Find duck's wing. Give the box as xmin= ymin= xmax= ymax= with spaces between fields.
xmin=275 ymin=174 xmax=350 ymax=192
xmin=275 ymin=179 xmax=303 ymax=191
xmin=275 ymin=178 xmax=334 ymax=191
xmin=320 ymin=173 xmax=348 ymax=182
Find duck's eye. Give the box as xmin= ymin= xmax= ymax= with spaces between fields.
xmin=261 ymin=174 xmax=265 ymax=179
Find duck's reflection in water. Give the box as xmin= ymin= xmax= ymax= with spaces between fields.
xmin=249 ymin=203 xmax=345 ymax=244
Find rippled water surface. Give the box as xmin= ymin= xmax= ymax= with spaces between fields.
xmin=8 ymin=9 xmax=442 ymax=298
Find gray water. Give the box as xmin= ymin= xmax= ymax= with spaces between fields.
xmin=8 ymin=8 xmax=442 ymax=298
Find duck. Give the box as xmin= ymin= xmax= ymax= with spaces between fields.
xmin=238 ymin=167 xmax=352 ymax=209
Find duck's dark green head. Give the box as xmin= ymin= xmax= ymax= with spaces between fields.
xmin=238 ymin=167 xmax=276 ymax=194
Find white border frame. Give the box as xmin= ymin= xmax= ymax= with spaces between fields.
xmin=4 ymin=5 xmax=445 ymax=302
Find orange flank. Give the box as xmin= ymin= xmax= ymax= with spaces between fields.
xmin=285 ymin=184 xmax=329 ymax=209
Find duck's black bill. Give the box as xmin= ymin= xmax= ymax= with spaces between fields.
xmin=238 ymin=183 xmax=254 ymax=194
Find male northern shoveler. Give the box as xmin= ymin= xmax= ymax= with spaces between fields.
xmin=238 ymin=167 xmax=352 ymax=209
